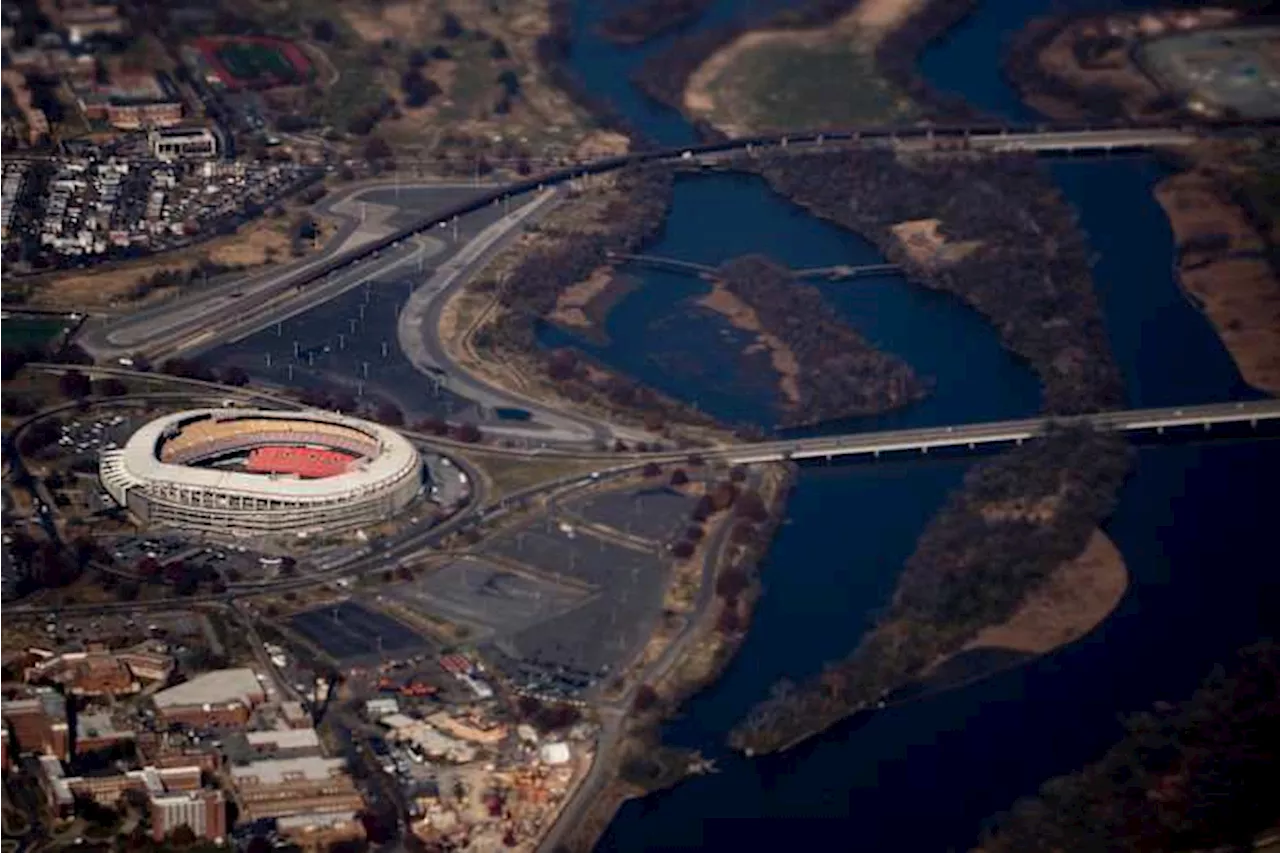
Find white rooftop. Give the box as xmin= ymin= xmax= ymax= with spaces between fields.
xmin=153 ymin=667 xmax=262 ymax=709
xmin=245 ymin=728 xmax=321 ymax=750
xmin=230 ymin=756 xmax=346 ymax=786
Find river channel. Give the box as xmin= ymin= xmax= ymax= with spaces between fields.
xmin=558 ymin=1 xmax=1280 ymax=850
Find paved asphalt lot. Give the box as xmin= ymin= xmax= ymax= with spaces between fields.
xmin=388 ymin=557 xmax=589 ymax=638
xmin=289 ymin=600 xmax=428 ymax=664
xmin=567 ymin=484 xmax=697 ymax=543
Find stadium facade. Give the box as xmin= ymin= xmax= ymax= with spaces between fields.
xmin=100 ymin=408 xmax=422 ymax=536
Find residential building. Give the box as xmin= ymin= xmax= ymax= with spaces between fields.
xmin=150 ymin=788 xmax=226 ymax=843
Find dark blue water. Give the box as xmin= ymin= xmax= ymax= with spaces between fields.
xmin=541 ymin=172 xmax=1041 ymax=430
xmin=599 ymin=439 xmax=1280 ymax=852
xmin=1050 ymin=157 xmax=1261 ymax=408
xmin=558 ymin=0 xmax=1280 ymax=849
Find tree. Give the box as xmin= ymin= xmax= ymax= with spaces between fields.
xmin=497 ymin=69 xmax=520 ymax=96
xmin=709 ymin=481 xmax=738 ymax=511
xmin=311 ymin=18 xmax=336 ymax=42
xmin=632 ymin=684 xmax=660 ymax=712
xmin=717 ymin=603 xmax=742 ymax=634
xmin=439 ymin=13 xmax=463 ymax=38
xmin=408 ymin=48 xmax=429 ymax=68
xmin=453 ymin=422 xmax=482 ymax=443
xmin=729 ymin=465 xmax=748 ymax=483
xmin=364 ymin=136 xmax=393 ymax=162
xmin=686 ymin=453 xmax=705 ymax=467
xmin=2 ymin=347 xmax=31 ymax=379
xmin=220 ymin=365 xmax=250 ymax=387
xmin=670 ymin=540 xmax=695 ymax=559
xmin=374 ymin=402 xmax=404 ymax=426
xmin=430 ymin=44 xmax=453 ymax=60
xmin=167 ymin=824 xmax=197 ymax=847
xmin=715 ymin=567 xmax=749 ymax=600
xmin=734 ymin=490 xmax=768 ymax=522
xmin=684 ymin=525 xmax=704 ymax=542
xmin=670 ymin=469 xmax=689 ymax=487
xmin=58 ymin=369 xmax=92 ymax=399
xmin=642 ymin=461 xmax=661 ymax=478
xmin=489 ymin=38 xmax=509 ymax=60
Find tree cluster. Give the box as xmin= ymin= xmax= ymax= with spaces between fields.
xmin=981 ymin=641 xmax=1280 ymax=853
xmin=754 ymin=149 xmax=1125 ymax=415
xmin=732 ymin=425 xmax=1132 ymax=753
xmin=713 ymin=255 xmax=928 ymax=426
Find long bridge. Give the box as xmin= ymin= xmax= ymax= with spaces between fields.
xmin=120 ymin=120 xmax=1269 ymax=343
xmin=720 ymin=399 xmax=1280 ymax=464
xmin=606 ymin=252 xmax=902 ymax=281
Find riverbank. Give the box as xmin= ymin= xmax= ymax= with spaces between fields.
xmin=1154 ymin=166 xmax=1280 ymax=397
xmin=730 ymin=425 xmax=1132 ymax=756
xmin=597 ymin=0 xmax=716 ymax=46
xmin=436 ymin=167 xmax=737 ymax=445
xmin=1002 ymin=8 xmax=1241 ymax=124
xmin=551 ymin=461 xmax=795 ymax=852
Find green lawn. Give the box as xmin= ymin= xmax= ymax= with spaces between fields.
xmin=218 ymin=43 xmax=301 ymax=84
xmin=717 ymin=41 xmax=918 ymax=132
xmin=2 ymin=315 xmax=73 ymax=349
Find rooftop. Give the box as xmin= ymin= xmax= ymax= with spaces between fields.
xmin=153 ymin=667 xmax=262 ymax=709
xmin=230 ymin=756 xmax=347 ymax=787
xmin=245 ymin=728 xmax=321 ymax=750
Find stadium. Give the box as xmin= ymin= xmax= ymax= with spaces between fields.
xmin=99 ymin=408 xmax=422 ymax=536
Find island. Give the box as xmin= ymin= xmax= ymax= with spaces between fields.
xmin=731 ymin=424 xmax=1132 ymax=754
xmin=1003 ymin=8 xmax=1280 ymax=397
xmin=700 ymin=255 xmax=928 ymax=426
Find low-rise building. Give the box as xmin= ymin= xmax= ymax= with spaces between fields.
xmin=229 ymin=756 xmax=365 ymax=841
xmin=2 ymin=689 xmax=69 ymax=758
xmin=149 ymin=126 xmax=220 ymax=160
xmin=152 ymin=667 xmax=265 ymax=728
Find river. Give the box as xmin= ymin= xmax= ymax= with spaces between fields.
xmin=553 ymin=1 xmax=1280 ymax=850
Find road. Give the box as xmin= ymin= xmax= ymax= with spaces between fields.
xmin=395 ymin=187 xmax=613 ymax=445
xmin=76 ymin=180 xmax=494 ymax=363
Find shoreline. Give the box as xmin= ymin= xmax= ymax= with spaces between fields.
xmin=1153 ymin=167 xmax=1280 ymax=397
xmin=549 ymin=462 xmax=796 ymax=852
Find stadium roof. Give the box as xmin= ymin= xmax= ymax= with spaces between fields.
xmin=116 ymin=408 xmax=419 ymax=500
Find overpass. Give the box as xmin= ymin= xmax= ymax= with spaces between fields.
xmin=721 ymin=399 xmax=1280 ymax=464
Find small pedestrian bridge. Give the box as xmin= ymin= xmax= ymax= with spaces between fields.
xmin=605 ymin=252 xmax=902 ymax=281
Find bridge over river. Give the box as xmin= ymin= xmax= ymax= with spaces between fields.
xmin=605 ymin=252 xmax=902 ymax=281
xmin=720 ymin=399 xmax=1280 ymax=464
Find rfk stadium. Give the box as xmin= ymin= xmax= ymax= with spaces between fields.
xmin=100 ymin=408 xmax=422 ymax=535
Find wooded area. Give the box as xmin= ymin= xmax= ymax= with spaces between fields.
xmin=754 ymin=149 xmax=1125 ymax=415
xmin=980 ymin=641 xmax=1280 ymax=852
xmin=712 ymin=255 xmax=927 ymax=425
xmin=731 ymin=425 xmax=1132 ymax=753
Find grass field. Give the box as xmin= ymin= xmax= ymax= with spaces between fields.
xmin=715 ymin=41 xmax=918 ymax=132
xmin=218 ymin=42 xmax=301 ymax=84
xmin=2 ymin=315 xmax=74 ymax=348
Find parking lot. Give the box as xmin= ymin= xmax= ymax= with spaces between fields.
xmin=288 ymin=601 xmax=430 ymax=664
xmin=566 ymin=484 xmax=698 ymax=543
xmin=57 ymin=411 xmax=134 ymax=457
xmin=388 ymin=557 xmax=588 ymax=638
xmin=475 ymin=518 xmax=672 ymax=698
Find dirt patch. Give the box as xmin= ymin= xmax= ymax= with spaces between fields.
xmin=847 ymin=0 xmax=930 ymax=34
xmin=339 ymin=3 xmax=425 ymax=43
xmin=1156 ymin=171 xmax=1280 ymax=395
xmin=889 ymin=218 xmax=982 ymax=269
xmin=546 ymin=266 xmax=637 ymax=339
xmin=962 ymin=529 xmax=1127 ymax=655
xmin=696 ymin=282 xmax=801 ymax=407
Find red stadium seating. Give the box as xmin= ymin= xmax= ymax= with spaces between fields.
xmin=245 ymin=446 xmax=356 ymax=479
